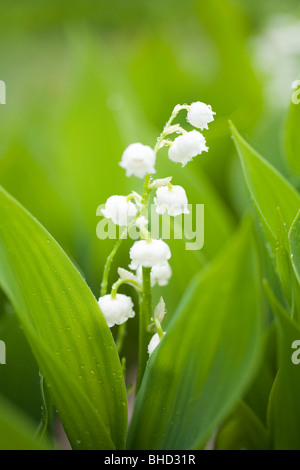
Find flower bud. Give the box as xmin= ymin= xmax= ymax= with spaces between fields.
xmin=148 ymin=332 xmax=165 ymax=356
xmin=154 ymin=297 xmax=166 ymax=323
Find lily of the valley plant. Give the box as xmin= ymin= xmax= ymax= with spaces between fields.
xmin=98 ymin=101 xmax=215 ymax=389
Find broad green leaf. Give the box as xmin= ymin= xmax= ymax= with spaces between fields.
xmin=231 ymin=123 xmax=300 ymax=249
xmin=244 ymin=324 xmax=277 ymax=425
xmin=0 ymin=303 xmax=41 ymax=422
xmin=285 ymin=96 xmax=300 ymax=174
xmin=0 ymin=394 xmax=50 ymax=450
xmin=127 ymin=218 xmax=262 ymax=450
xmin=0 ymin=186 xmax=127 ymax=450
xmin=264 ymin=282 xmax=300 ymax=450
xmin=215 ymin=401 xmax=270 ymax=450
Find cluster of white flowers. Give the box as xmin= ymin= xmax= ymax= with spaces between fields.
xmin=98 ymin=101 xmax=215 ymax=356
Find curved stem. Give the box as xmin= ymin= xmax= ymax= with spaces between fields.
xmin=111 ymin=278 xmax=142 ymax=298
xmin=100 ymin=235 xmax=125 ymax=297
xmin=154 ymin=104 xmax=188 ymax=153
xmin=100 ymin=216 xmax=139 ymax=297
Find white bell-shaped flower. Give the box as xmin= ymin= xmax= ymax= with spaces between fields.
xmin=136 ymin=261 xmax=172 ymax=287
xmin=129 ymin=239 xmax=171 ymax=270
xmin=148 ymin=332 xmax=165 ymax=356
xmin=187 ymin=101 xmax=216 ymax=130
xmin=154 ymin=185 xmax=189 ymax=216
xmin=168 ymin=130 xmax=208 ymax=167
xmin=98 ymin=294 xmax=135 ymax=328
xmin=120 ymin=143 xmax=156 ymax=178
xmin=102 ymin=195 xmax=137 ymax=226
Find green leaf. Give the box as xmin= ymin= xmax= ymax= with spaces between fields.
xmin=35 ymin=374 xmax=55 ymax=444
xmin=230 ymin=122 xmax=300 ymax=248
xmin=215 ymin=401 xmax=270 ymax=450
xmin=0 ymin=186 xmax=127 ymax=450
xmin=288 ymin=210 xmax=300 ymax=323
xmin=0 ymin=394 xmax=50 ymax=450
xmin=243 ymin=324 xmax=277 ymax=425
xmin=285 ymin=97 xmax=300 ymax=174
xmin=264 ymin=282 xmax=300 ymax=449
xmin=0 ymin=305 xmax=42 ymax=422
xmin=127 ymin=218 xmax=262 ymax=450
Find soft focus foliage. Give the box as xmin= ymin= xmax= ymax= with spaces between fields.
xmin=0 ymin=0 xmax=300 ymax=450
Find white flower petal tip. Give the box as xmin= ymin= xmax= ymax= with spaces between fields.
xmin=168 ymin=130 xmax=208 ymax=167
xmin=98 ymin=294 xmax=135 ymax=328
xmin=187 ymin=101 xmax=216 ymax=130
xmin=155 ymin=185 xmax=189 ymax=216
xmin=120 ymin=143 xmax=156 ymax=178
xmin=148 ymin=332 xmax=166 ymax=356
xmin=129 ymin=239 xmax=171 ymax=270
xmin=136 ymin=262 xmax=172 ymax=287
xmin=102 ymin=195 xmax=137 ymax=226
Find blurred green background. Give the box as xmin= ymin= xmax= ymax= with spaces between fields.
xmin=0 ymin=0 xmax=300 ymax=430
